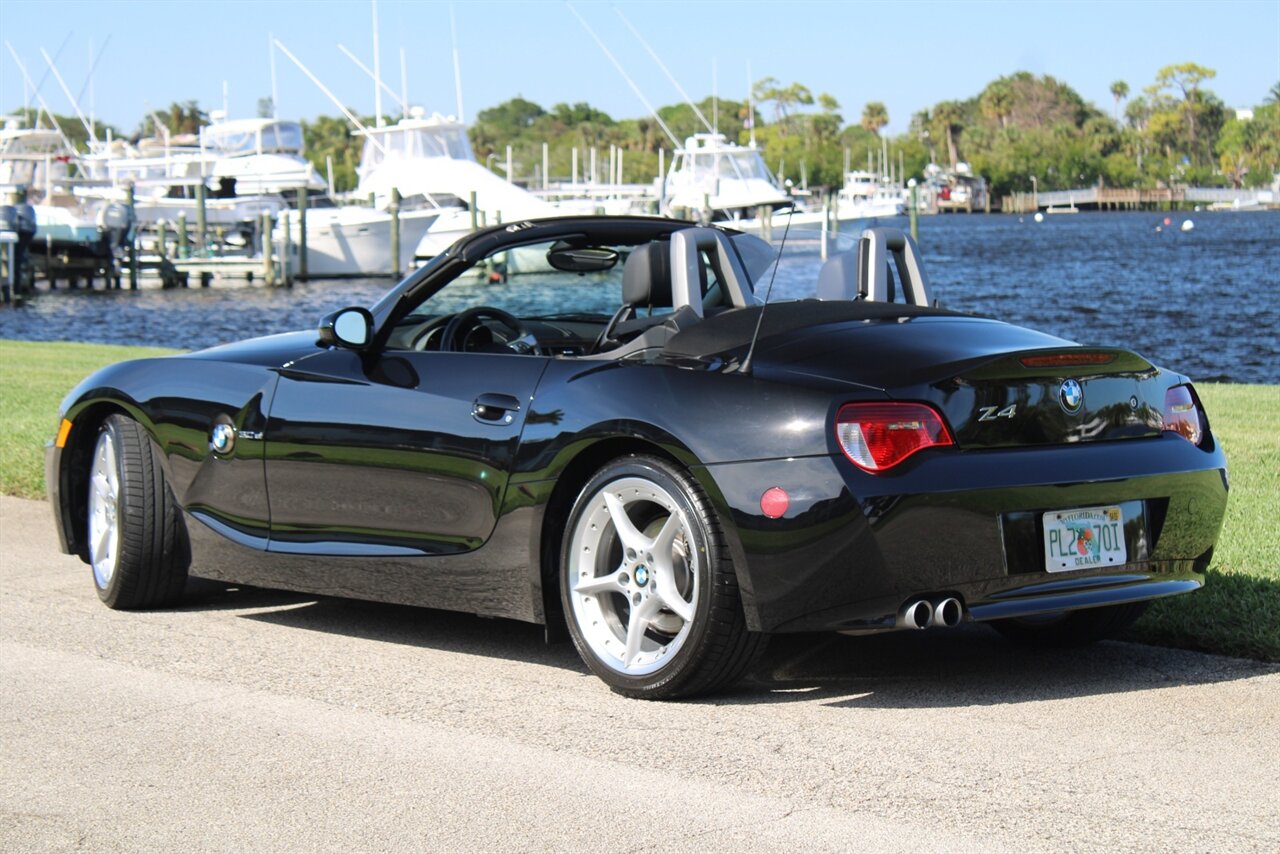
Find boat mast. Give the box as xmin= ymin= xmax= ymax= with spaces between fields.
xmin=566 ymin=2 xmax=679 ymax=148
xmin=269 ymin=33 xmax=279 ymax=119
xmin=450 ymin=2 xmax=464 ymax=122
xmin=372 ymin=0 xmax=383 ymax=127
xmin=614 ymin=7 xmax=712 ymax=133
xmin=273 ymin=39 xmax=386 ymax=154
xmin=39 ymin=47 xmax=96 ymax=143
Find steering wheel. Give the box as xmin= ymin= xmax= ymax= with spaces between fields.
xmin=409 ymin=315 xmax=452 ymax=351
xmin=440 ymin=306 xmax=537 ymax=353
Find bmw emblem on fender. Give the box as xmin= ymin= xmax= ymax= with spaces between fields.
xmin=1059 ymin=379 xmax=1084 ymax=414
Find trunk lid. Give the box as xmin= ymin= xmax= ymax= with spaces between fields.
xmin=755 ymin=313 xmax=1167 ymax=448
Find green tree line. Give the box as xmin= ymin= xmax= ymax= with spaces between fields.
xmin=10 ymin=64 xmax=1278 ymax=197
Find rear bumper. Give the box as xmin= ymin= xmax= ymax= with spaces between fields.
xmin=697 ymin=433 xmax=1227 ymax=633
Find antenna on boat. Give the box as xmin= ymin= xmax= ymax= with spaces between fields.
xmin=273 ymin=38 xmax=386 ymax=154
xmin=746 ymin=63 xmax=756 ymax=147
xmin=450 ymin=2 xmax=465 ymax=122
xmin=74 ymin=35 xmax=111 ymax=139
xmin=739 ymin=205 xmax=796 ymax=376
xmin=269 ymin=33 xmax=279 ymax=119
xmin=566 ymin=2 xmax=680 ymax=149
xmin=371 ymin=0 xmax=384 ymax=127
xmin=39 ymin=46 xmax=96 ymax=143
xmin=712 ymin=59 xmax=718 ymax=135
xmin=399 ymin=48 xmax=408 ymax=120
xmin=4 ymin=42 xmax=77 ymax=154
xmin=338 ymin=43 xmax=408 ymax=114
xmin=612 ymin=7 xmax=713 ymax=133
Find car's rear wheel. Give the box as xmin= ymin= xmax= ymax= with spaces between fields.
xmin=88 ymin=415 xmax=189 ymax=609
xmin=988 ymin=602 xmax=1148 ymax=646
xmin=561 ymin=455 xmax=766 ymax=699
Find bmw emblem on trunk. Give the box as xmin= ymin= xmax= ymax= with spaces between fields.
xmin=1059 ymin=379 xmax=1084 ymax=414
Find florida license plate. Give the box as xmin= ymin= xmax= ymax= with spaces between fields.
xmin=1043 ymin=505 xmax=1127 ymax=572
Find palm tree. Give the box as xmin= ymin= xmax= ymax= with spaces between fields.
xmin=932 ymin=101 xmax=964 ymax=169
xmin=1267 ymin=81 xmax=1280 ymax=104
xmin=1110 ymin=80 xmax=1129 ymax=122
xmin=860 ymin=101 xmax=889 ymax=136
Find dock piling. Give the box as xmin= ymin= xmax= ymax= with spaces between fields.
xmin=194 ymin=182 xmax=207 ymax=254
xmin=297 ymin=187 xmax=308 ymax=281
xmin=261 ymin=212 xmax=275 ymax=287
xmin=126 ymin=183 xmax=139 ymax=290
xmin=908 ymin=179 xmax=919 ymax=243
xmin=389 ymin=187 xmax=401 ymax=279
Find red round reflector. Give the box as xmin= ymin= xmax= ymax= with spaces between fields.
xmin=760 ymin=487 xmax=789 ymax=519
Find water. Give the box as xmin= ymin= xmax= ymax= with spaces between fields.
xmin=2 ymin=210 xmax=1277 ymax=384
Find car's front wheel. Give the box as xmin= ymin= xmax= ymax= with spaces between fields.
xmin=87 ymin=414 xmax=189 ymax=609
xmin=561 ymin=455 xmax=766 ymax=699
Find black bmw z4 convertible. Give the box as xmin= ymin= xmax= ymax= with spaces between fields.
xmin=47 ymin=215 xmax=1228 ymax=698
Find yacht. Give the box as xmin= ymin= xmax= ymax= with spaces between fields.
xmin=353 ymin=111 xmax=552 ymax=257
xmin=661 ymin=133 xmax=863 ymax=237
xmin=836 ymin=170 xmax=906 ymax=219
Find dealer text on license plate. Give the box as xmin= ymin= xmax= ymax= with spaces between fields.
xmin=1043 ymin=505 xmax=1126 ymax=572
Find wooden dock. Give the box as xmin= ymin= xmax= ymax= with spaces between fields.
xmin=1003 ymin=186 xmax=1277 ymax=213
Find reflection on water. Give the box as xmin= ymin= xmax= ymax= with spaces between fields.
xmin=1 ymin=210 xmax=1276 ymax=384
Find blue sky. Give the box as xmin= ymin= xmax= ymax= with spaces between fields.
xmin=2 ymin=0 xmax=1277 ymax=139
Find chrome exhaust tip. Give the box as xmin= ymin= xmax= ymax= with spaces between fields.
xmin=933 ymin=597 xmax=963 ymax=628
xmin=897 ymin=599 xmax=934 ymax=630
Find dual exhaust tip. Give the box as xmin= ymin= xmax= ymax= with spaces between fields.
xmin=897 ymin=597 xmax=964 ymax=630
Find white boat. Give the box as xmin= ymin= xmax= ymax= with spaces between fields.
xmin=836 ymin=170 xmax=906 ymax=219
xmin=275 ymin=205 xmax=439 ymax=278
xmin=77 ymin=116 xmax=326 ymax=227
xmin=0 ymin=119 xmax=130 ymax=270
xmin=660 ymin=133 xmax=864 ymax=237
xmin=661 ymin=133 xmax=789 ymax=218
xmin=353 ymin=111 xmax=553 ymax=257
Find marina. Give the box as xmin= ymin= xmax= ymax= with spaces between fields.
xmin=2 ymin=210 xmax=1276 ymax=385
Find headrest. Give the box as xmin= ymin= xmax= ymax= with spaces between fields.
xmin=622 ymin=242 xmax=673 ymax=308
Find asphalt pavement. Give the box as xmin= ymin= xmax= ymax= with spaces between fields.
xmin=2 ymin=494 xmax=1277 ymax=852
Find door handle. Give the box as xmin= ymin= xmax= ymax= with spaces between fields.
xmin=472 ymin=393 xmax=521 ymax=425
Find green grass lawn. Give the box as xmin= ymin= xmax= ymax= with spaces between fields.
xmin=1129 ymin=383 xmax=1280 ymax=662
xmin=2 ymin=339 xmax=1276 ymax=661
xmin=0 ymin=340 xmax=180 ymax=497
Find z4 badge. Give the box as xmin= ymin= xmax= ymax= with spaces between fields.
xmin=978 ymin=404 xmax=1017 ymax=422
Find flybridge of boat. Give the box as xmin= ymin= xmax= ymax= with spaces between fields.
xmin=200 ymin=119 xmax=306 ymax=158
xmin=669 ymin=133 xmax=778 ymax=186
xmin=354 ymin=114 xmax=475 ymax=165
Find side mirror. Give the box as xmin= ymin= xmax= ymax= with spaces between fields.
xmin=318 ymin=307 xmax=373 ymax=350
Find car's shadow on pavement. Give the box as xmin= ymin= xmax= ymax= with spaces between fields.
xmin=178 ymin=578 xmax=1276 ymax=708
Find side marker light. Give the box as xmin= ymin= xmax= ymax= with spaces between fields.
xmin=760 ymin=487 xmax=789 ymax=519
xmin=55 ymin=419 xmax=73 ymax=449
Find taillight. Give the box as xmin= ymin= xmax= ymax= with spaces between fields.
xmin=1163 ymin=384 xmax=1203 ymax=446
xmin=835 ymin=403 xmax=954 ymax=472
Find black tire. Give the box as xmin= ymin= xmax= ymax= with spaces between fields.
xmin=86 ymin=414 xmax=189 ymax=609
xmin=988 ymin=602 xmax=1149 ymax=647
xmin=560 ymin=455 xmax=767 ymax=699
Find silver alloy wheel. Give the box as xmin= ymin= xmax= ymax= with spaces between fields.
xmin=567 ymin=476 xmax=700 ymax=676
xmin=88 ymin=429 xmax=121 ymax=589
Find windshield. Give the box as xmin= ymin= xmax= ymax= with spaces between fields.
xmin=404 ymin=239 xmax=627 ymax=321
xmin=260 ymin=122 xmax=303 ymax=153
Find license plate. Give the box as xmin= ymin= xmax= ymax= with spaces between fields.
xmin=1043 ymin=505 xmax=1127 ymax=572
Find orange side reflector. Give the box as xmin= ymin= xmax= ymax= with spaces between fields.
xmin=55 ymin=419 xmax=73 ymax=448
